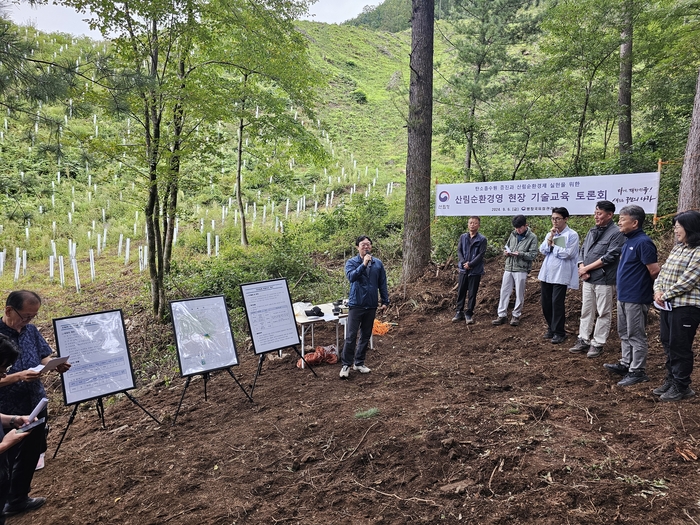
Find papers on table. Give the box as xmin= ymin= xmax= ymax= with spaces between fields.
xmin=29 ymin=355 xmax=70 ymax=373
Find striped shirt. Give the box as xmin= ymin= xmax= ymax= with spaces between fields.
xmin=654 ymin=243 xmax=700 ymax=308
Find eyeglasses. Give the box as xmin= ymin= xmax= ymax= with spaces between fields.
xmin=11 ymin=307 xmax=38 ymax=322
xmin=551 ymin=217 xmax=565 ymax=222
xmin=1 ymin=365 xmax=11 ymax=374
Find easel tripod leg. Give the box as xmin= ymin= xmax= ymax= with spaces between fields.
xmin=53 ymin=403 xmax=80 ymax=459
xmin=124 ymin=391 xmax=162 ymax=424
xmin=172 ymin=376 xmax=192 ymax=426
xmin=227 ymin=368 xmax=254 ymax=402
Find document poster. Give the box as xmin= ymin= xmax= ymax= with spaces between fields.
xmin=53 ymin=310 xmax=136 ymax=405
xmin=169 ymin=295 xmax=239 ymax=377
xmin=240 ymin=278 xmax=301 ymax=355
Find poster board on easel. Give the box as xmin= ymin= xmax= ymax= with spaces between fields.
xmin=169 ymin=295 xmax=252 ymax=423
xmin=240 ymin=278 xmax=301 ymax=355
xmin=54 ymin=309 xmax=135 ymax=405
xmin=52 ymin=309 xmax=160 ymax=458
xmin=240 ymin=278 xmax=312 ymax=398
xmin=170 ymin=295 xmax=239 ymax=377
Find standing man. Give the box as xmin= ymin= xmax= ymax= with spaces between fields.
xmin=0 ymin=290 xmax=71 ymax=517
xmin=569 ymin=201 xmax=625 ymax=358
xmin=492 ymin=215 xmax=539 ymax=326
xmin=538 ymin=207 xmax=579 ymax=344
xmin=340 ymin=236 xmax=389 ymax=379
xmin=452 ymin=216 xmax=487 ymax=325
xmin=603 ymin=205 xmax=659 ymax=386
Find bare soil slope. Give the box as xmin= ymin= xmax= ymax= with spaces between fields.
xmin=9 ymin=255 xmax=700 ymax=525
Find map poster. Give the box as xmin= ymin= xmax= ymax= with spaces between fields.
xmin=170 ymin=295 xmax=240 ymax=377
xmin=240 ymin=278 xmax=301 ymax=355
xmin=53 ymin=310 xmax=136 ymax=405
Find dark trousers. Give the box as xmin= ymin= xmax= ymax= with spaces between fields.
xmin=659 ymin=307 xmax=700 ymax=389
xmin=455 ymin=273 xmax=481 ymax=316
xmin=4 ymin=408 xmax=46 ymax=506
xmin=0 ymin=449 xmax=8 ymax=525
xmin=341 ymin=307 xmax=376 ymax=367
xmin=541 ymin=282 xmax=568 ymax=337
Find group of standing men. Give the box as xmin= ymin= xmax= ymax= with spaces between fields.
xmin=452 ymin=202 xmax=700 ymax=401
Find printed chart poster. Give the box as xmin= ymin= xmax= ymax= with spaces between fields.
xmin=170 ymin=296 xmax=239 ymax=377
xmin=54 ymin=310 xmax=135 ymax=405
xmin=240 ymin=278 xmax=300 ymax=355
xmin=435 ymin=172 xmax=660 ymax=217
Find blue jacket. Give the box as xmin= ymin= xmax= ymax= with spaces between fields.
xmin=346 ymin=255 xmax=389 ymax=308
xmin=458 ymin=232 xmax=487 ymax=275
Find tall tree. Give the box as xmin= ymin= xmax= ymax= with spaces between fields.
xmin=617 ymin=0 xmax=633 ymax=163
xmin=678 ymin=67 xmax=700 ymax=213
xmin=402 ymin=0 xmax=433 ymax=282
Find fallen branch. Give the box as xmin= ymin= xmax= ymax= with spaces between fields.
xmin=353 ymin=480 xmax=438 ymax=506
xmin=342 ymin=421 xmax=379 ymax=460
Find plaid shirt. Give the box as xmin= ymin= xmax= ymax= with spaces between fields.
xmin=654 ymin=243 xmax=700 ymax=307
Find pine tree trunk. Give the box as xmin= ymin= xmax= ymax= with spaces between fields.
xmin=678 ymin=67 xmax=700 ymax=213
xmin=618 ymin=1 xmax=633 ymax=164
xmin=403 ymin=0 xmax=434 ymax=283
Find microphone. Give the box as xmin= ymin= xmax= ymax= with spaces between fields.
xmin=367 ymin=255 xmax=372 ymax=267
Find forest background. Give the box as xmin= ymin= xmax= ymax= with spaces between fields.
xmin=0 ymin=0 xmax=698 ymax=359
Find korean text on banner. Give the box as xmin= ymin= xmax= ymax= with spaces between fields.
xmin=435 ymin=172 xmax=660 ymax=217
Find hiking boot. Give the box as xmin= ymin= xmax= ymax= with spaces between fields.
xmin=464 ymin=315 xmax=474 ymax=325
xmin=568 ymin=338 xmax=589 ymax=353
xmin=510 ymin=317 xmax=520 ymax=326
xmin=492 ymin=316 xmax=507 ymax=325
xmin=339 ymin=365 xmax=350 ymax=378
xmin=603 ymin=362 xmax=629 ymax=376
xmin=551 ymin=334 xmax=566 ymax=344
xmin=659 ymin=383 xmax=696 ymax=402
xmin=451 ymin=312 xmax=464 ymax=322
xmin=543 ymin=330 xmax=553 ymax=339
xmin=353 ymin=364 xmax=371 ymax=374
xmin=617 ymin=371 xmax=650 ymax=387
xmin=587 ymin=345 xmax=603 ymax=358
xmin=652 ymin=378 xmax=674 ymax=396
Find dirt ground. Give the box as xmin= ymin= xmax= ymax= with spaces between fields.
xmin=8 ymin=253 xmax=700 ymax=525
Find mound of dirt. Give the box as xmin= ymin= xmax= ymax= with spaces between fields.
xmin=11 ymin=254 xmax=700 ymax=524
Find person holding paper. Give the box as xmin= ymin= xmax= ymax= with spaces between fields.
xmin=0 ymin=335 xmax=34 ymax=525
xmin=603 ymin=205 xmax=659 ymax=386
xmin=568 ymin=201 xmax=625 ymax=358
xmin=339 ymin=236 xmax=389 ymax=379
xmin=492 ymin=215 xmax=539 ymax=327
xmin=652 ymin=211 xmax=700 ymax=401
xmin=452 ymin=216 xmax=488 ymax=325
xmin=538 ymin=207 xmax=580 ymax=344
xmin=0 ymin=290 xmax=70 ymax=516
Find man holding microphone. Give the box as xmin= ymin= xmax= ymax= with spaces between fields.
xmin=340 ymin=236 xmax=389 ymax=379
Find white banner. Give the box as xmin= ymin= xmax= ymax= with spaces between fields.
xmin=435 ymin=172 xmax=660 ymax=217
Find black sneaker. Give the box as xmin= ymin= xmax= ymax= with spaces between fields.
xmin=510 ymin=317 xmax=520 ymax=326
xmin=617 ymin=371 xmax=650 ymax=387
xmin=603 ymin=362 xmax=629 ymax=376
xmin=492 ymin=316 xmax=507 ymax=325
xmin=451 ymin=313 xmax=464 ymax=322
xmin=660 ymin=383 xmax=696 ymax=402
xmin=551 ymin=334 xmax=566 ymax=344
xmin=543 ymin=330 xmax=553 ymax=339
xmin=652 ymin=378 xmax=674 ymax=396
xmin=3 ymin=497 xmax=46 ymax=517
xmin=464 ymin=315 xmax=474 ymax=325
